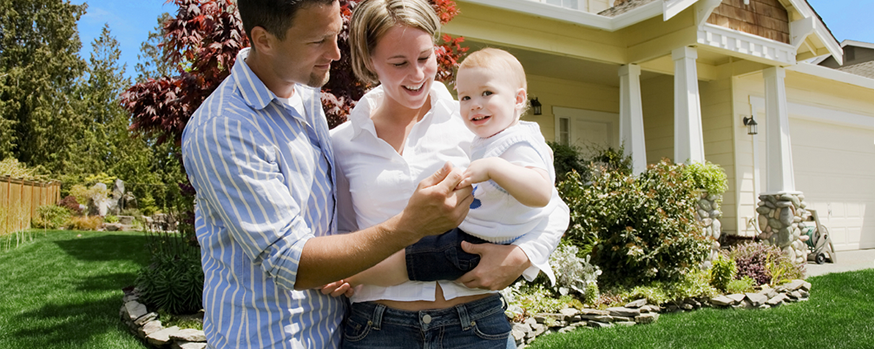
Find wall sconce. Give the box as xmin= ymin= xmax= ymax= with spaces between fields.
xmin=530 ymin=97 xmax=542 ymax=115
xmin=743 ymin=116 xmax=758 ymax=135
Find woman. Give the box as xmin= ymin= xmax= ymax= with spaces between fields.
xmin=330 ymin=0 xmax=568 ymax=347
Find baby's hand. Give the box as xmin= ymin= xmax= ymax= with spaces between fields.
xmin=458 ymin=158 xmax=496 ymax=188
xmin=319 ymin=280 xmax=354 ymax=298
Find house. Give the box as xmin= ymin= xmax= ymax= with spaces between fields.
xmin=813 ymin=39 xmax=873 ymax=79
xmin=442 ymin=0 xmax=874 ymax=251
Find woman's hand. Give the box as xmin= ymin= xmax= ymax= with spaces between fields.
xmin=319 ymin=280 xmax=355 ymax=298
xmin=455 ymin=242 xmax=531 ymax=290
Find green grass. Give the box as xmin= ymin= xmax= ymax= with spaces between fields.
xmin=529 ymin=268 xmax=874 ymax=349
xmin=0 ymin=230 xmax=151 ymax=349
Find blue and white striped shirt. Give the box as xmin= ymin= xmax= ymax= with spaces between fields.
xmin=182 ymin=48 xmax=344 ymax=349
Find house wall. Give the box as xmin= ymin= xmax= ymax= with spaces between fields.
xmin=732 ymin=68 xmax=875 ymax=248
xmin=699 ymin=76 xmax=738 ymax=234
xmin=707 ymin=0 xmax=790 ymax=44
xmin=523 ymin=74 xmax=620 ymax=142
xmin=641 ymin=75 xmax=674 ymax=163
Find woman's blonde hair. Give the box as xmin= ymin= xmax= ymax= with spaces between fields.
xmin=349 ymin=0 xmax=441 ymax=85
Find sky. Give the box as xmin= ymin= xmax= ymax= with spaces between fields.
xmin=74 ymin=0 xmax=875 ymax=80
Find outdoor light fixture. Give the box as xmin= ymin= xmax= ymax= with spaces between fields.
xmin=743 ymin=116 xmax=758 ymax=135
xmin=530 ymin=97 xmax=542 ymax=115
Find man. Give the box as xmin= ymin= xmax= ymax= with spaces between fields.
xmin=181 ymin=1 xmax=474 ymax=347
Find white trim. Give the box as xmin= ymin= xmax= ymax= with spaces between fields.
xmin=697 ymin=24 xmax=797 ymax=66
xmin=750 ymin=96 xmax=874 ymax=130
xmin=789 ymin=17 xmax=815 ymax=50
xmin=552 ymin=106 xmax=620 ymax=150
xmin=664 ymin=0 xmax=697 ymax=21
xmin=458 ymin=0 xmax=662 ymax=32
xmin=840 ymin=40 xmax=874 ymax=49
xmin=788 ymin=63 xmax=875 ymax=89
xmin=787 ymin=0 xmax=843 ymax=65
xmin=694 ymin=0 xmax=722 ymax=27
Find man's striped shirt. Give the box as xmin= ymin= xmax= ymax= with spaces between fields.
xmin=181 ymin=48 xmax=344 ymax=349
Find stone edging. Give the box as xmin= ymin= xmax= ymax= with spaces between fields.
xmin=511 ymin=279 xmax=812 ymax=348
xmin=119 ymin=289 xmax=207 ymax=349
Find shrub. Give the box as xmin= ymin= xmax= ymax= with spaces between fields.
xmin=612 ymin=268 xmax=717 ymax=306
xmin=57 ymin=195 xmax=82 ymax=216
xmin=725 ymin=276 xmax=756 ymax=294
xmin=577 ymin=159 xmax=710 ymax=287
xmin=681 ymin=161 xmax=728 ymax=196
xmin=32 ymin=205 xmax=71 ymax=229
xmin=136 ymin=249 xmax=204 ymax=315
xmin=585 ymin=145 xmax=632 ymax=178
xmin=104 ymin=215 xmax=119 ymax=223
xmin=67 ymin=216 xmax=103 ymax=231
xmin=709 ymin=254 xmax=737 ymax=292
xmin=547 ymin=142 xmax=587 ymax=183
xmin=728 ymin=242 xmax=804 ymax=286
xmin=546 ymin=243 xmax=601 ymax=302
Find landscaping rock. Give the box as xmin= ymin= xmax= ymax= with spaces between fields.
xmin=559 ymin=308 xmax=580 ymax=320
xmin=710 ymin=295 xmax=734 ymax=307
xmin=589 ymin=321 xmax=613 ymax=328
xmin=607 ymin=307 xmax=640 ymax=317
xmin=635 ymin=313 xmax=659 ymax=324
xmin=125 ymin=301 xmax=147 ymax=321
xmin=766 ymin=294 xmax=787 ymax=307
xmin=134 ymin=312 xmax=158 ymax=326
xmin=147 ymin=326 xmax=181 ymax=346
xmin=170 ymin=329 xmax=207 ymax=342
xmin=139 ymin=320 xmax=164 ymax=338
xmin=173 ymin=341 xmax=207 ymax=349
xmin=726 ymin=294 xmax=746 ymax=303
xmin=625 ymin=299 xmax=647 ymax=308
xmin=745 ymin=293 xmax=768 ymax=307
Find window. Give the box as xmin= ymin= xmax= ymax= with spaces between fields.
xmin=559 ymin=117 xmax=569 ymax=145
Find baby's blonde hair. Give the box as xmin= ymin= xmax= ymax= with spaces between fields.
xmin=458 ymin=48 xmax=527 ymax=92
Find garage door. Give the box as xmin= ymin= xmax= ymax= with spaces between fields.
xmin=790 ymin=116 xmax=875 ymax=251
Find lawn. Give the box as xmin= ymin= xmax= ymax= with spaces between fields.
xmin=0 ymin=230 xmax=150 ymax=349
xmin=1 ymin=230 xmax=872 ymax=349
xmin=529 ymin=268 xmax=875 ymax=348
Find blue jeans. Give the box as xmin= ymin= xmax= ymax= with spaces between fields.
xmin=341 ymin=294 xmax=512 ymax=349
xmin=405 ymin=228 xmax=488 ymax=281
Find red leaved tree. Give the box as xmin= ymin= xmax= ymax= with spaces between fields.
xmin=122 ymin=0 xmax=467 ymax=144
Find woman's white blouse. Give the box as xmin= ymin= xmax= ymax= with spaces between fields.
xmin=330 ymin=83 xmax=567 ymax=303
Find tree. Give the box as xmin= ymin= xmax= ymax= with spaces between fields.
xmin=0 ymin=0 xmax=88 ymax=172
xmin=135 ymin=13 xmax=175 ymax=83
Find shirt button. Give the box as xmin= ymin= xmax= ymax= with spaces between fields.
xmin=422 ymin=314 xmax=432 ymax=324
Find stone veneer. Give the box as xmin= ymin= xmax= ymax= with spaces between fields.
xmin=756 ymin=193 xmax=810 ymax=264
xmin=696 ymin=192 xmax=723 ymax=268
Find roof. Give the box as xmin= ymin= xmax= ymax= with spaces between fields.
xmin=598 ymin=0 xmax=659 ymax=18
xmin=834 ymin=60 xmax=874 ymax=79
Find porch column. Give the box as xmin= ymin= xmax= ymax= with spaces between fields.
xmin=672 ymin=46 xmax=705 ymax=164
xmin=763 ymin=67 xmax=796 ymax=193
xmin=618 ymin=64 xmax=647 ymax=175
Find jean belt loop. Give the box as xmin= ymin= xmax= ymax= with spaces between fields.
xmin=456 ymin=304 xmax=472 ymax=331
xmin=372 ymin=303 xmax=386 ymax=330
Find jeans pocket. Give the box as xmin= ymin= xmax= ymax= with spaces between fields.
xmin=342 ymin=313 xmax=373 ymax=343
xmin=472 ymin=312 xmax=512 ymax=341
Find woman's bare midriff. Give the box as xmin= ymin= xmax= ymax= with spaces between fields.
xmin=373 ymin=284 xmax=492 ymax=311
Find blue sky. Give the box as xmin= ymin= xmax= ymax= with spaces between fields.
xmin=75 ymin=0 xmax=875 ymax=79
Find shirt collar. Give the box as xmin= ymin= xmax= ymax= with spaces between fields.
xmin=232 ymin=48 xmax=320 ymax=122
xmin=348 ymin=82 xmax=457 ymax=139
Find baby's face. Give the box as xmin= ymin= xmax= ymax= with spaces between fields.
xmin=456 ymin=67 xmax=525 ymax=138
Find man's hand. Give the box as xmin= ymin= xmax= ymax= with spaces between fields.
xmin=394 ymin=162 xmax=473 ymax=241
xmin=319 ymin=280 xmax=354 ymax=298
xmin=455 ymin=241 xmax=531 ymax=290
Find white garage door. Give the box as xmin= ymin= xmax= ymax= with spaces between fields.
xmin=790 ymin=116 xmax=875 ymax=251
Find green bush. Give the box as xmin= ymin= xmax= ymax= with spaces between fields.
xmin=682 ymin=161 xmax=727 ymax=196
xmin=613 ymin=268 xmax=717 ymax=306
xmin=585 ymin=145 xmax=632 ymax=178
xmin=565 ymin=159 xmax=710 ymax=287
xmin=709 ymin=254 xmax=737 ymax=292
xmin=136 ymin=249 xmax=203 ymax=315
xmin=728 ymin=242 xmax=804 ymax=286
xmin=31 ymin=205 xmax=71 ymax=229
xmin=547 ymin=142 xmax=587 ymax=183
xmin=67 ymin=216 xmax=103 ymax=231
xmin=104 ymin=215 xmax=119 ymax=223
xmin=725 ymin=276 xmax=756 ymax=294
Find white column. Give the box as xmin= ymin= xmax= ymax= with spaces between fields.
xmin=763 ymin=67 xmax=796 ymax=193
xmin=618 ymin=64 xmax=647 ymax=175
xmin=672 ymin=46 xmax=705 ymax=164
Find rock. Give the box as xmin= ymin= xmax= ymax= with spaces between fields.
xmin=788 ymin=291 xmax=802 ymax=300
xmin=615 ymin=321 xmax=636 ymax=326
xmin=104 ymin=223 xmax=124 ymax=231
xmin=118 ymin=215 xmax=135 ymax=225
xmin=170 ymin=329 xmax=207 ymax=342
xmin=112 ymin=179 xmax=125 ymax=199
xmin=134 ymin=312 xmax=158 ymax=326
xmin=173 ymin=342 xmax=207 ymax=349
xmin=635 ymin=312 xmax=659 ymax=324
xmin=147 ymin=326 xmax=181 ymax=346
xmin=699 ymin=199 xmax=713 ymax=211
xmin=710 ymin=295 xmax=734 ymax=307
xmin=698 ymin=209 xmax=710 ymax=219
xmin=579 ymin=309 xmax=609 ymax=316
xmin=710 ymin=210 xmax=721 ymax=218
xmin=559 ymin=308 xmax=580 ymax=320
xmin=768 ymin=218 xmax=782 ymax=229
xmin=625 ymin=299 xmax=648 ymax=308
xmin=711 ymin=219 xmax=722 ymax=237
xmin=527 ymin=323 xmax=546 ymax=338
xmin=784 ymin=279 xmax=806 ymax=291
xmin=589 ymin=321 xmax=613 ymax=328
xmin=681 ymin=303 xmax=694 ymax=310
xmin=781 ymin=194 xmax=801 ymax=208
xmin=580 ymin=314 xmax=613 ymax=323
xmin=125 ymin=301 xmax=147 ymax=321
xmin=139 ymin=320 xmax=164 ymax=338
xmin=726 ymin=294 xmax=745 ymax=303
xmin=779 ymin=207 xmax=794 ymax=226
xmin=801 ymin=281 xmax=812 ymax=292
xmin=533 ymin=313 xmax=562 ymax=324
xmin=775 ymin=201 xmax=792 ymax=208
xmin=745 ymin=293 xmax=768 ymax=307
xmin=512 ymin=323 xmax=529 ymax=342
xmin=607 ymin=307 xmax=640 ymax=317
xmin=766 ymin=294 xmax=787 ymax=307
xmin=798 ymin=289 xmax=810 ymax=299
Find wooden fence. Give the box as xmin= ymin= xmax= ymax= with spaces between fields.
xmin=0 ymin=176 xmax=61 ymax=234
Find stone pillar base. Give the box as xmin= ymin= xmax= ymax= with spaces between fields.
xmin=756 ymin=192 xmax=809 ymax=264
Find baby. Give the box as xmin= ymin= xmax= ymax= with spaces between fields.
xmin=324 ymin=48 xmax=564 ymax=294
